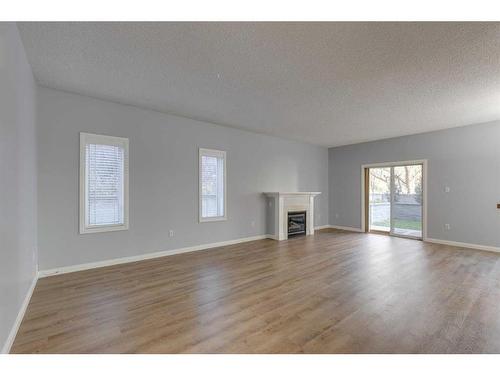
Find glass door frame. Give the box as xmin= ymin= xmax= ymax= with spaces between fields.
xmin=389 ymin=166 xmax=396 ymax=236
xmin=361 ymin=160 xmax=427 ymax=240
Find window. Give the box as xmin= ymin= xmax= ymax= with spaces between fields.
xmin=80 ymin=132 xmax=129 ymax=234
xmin=199 ymin=148 xmax=226 ymax=222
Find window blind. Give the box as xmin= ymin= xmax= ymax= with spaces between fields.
xmin=85 ymin=143 xmax=125 ymax=226
xmin=200 ymin=152 xmax=225 ymax=219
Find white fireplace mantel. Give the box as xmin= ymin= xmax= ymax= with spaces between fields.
xmin=264 ymin=192 xmax=321 ymax=241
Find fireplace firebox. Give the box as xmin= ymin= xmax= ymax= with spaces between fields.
xmin=287 ymin=211 xmax=307 ymax=236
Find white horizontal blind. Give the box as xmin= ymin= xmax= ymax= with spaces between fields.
xmin=85 ymin=143 xmax=125 ymax=227
xmin=200 ymin=150 xmax=225 ymax=219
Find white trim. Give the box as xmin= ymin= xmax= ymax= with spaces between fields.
xmin=199 ymin=148 xmax=227 ymax=223
xmin=315 ymin=227 xmax=500 ymax=253
xmin=360 ymin=159 xmax=428 ymax=169
xmin=314 ymin=225 xmax=330 ymax=230
xmin=263 ymin=192 xmax=322 ymax=196
xmin=360 ymin=159 xmax=428 ymax=240
xmin=425 ymin=238 xmax=500 ymax=254
xmin=1 ymin=275 xmax=38 ymax=354
xmin=328 ymin=225 xmax=364 ymax=232
xmin=79 ymin=132 xmax=129 ymax=234
xmin=199 ymin=216 xmax=227 ymax=223
xmin=389 ymin=165 xmax=395 ymax=235
xmin=38 ymin=234 xmax=269 ymax=278
xmin=264 ymin=192 xmax=321 ymax=241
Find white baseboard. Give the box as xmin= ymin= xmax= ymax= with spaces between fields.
xmin=38 ymin=234 xmax=271 ymax=278
xmin=322 ymin=228 xmax=500 ymax=254
xmin=1 ymin=274 xmax=38 ymax=354
xmin=328 ymin=225 xmax=364 ymax=232
xmin=314 ymin=225 xmax=331 ymax=230
xmin=425 ymin=238 xmax=500 ymax=254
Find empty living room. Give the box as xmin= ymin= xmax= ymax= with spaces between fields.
xmin=2 ymin=1 xmax=500 ymax=373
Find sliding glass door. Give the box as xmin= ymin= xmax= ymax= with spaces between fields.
xmin=368 ymin=163 xmax=423 ymax=239
xmin=368 ymin=167 xmax=391 ymax=233
xmin=392 ymin=165 xmax=423 ymax=238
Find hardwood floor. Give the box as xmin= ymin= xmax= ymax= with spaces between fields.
xmin=11 ymin=229 xmax=500 ymax=353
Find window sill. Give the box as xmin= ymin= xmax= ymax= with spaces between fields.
xmin=199 ymin=216 xmax=227 ymax=223
xmin=80 ymin=223 xmax=129 ymax=234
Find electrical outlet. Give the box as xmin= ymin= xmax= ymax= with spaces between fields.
xmin=335 ymin=213 xmax=339 ymax=219
xmin=251 ymin=221 xmax=255 ymax=227
xmin=169 ymin=230 xmax=174 ymax=237
xmin=444 ymin=186 xmax=451 ymax=193
xmin=444 ymin=224 xmax=451 ymax=230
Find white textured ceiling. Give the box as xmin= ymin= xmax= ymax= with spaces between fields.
xmin=18 ymin=22 xmax=500 ymax=147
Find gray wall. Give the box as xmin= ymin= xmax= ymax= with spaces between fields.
xmin=37 ymin=87 xmax=329 ymax=270
xmin=0 ymin=24 xmax=38 ymax=352
xmin=329 ymin=121 xmax=500 ymax=247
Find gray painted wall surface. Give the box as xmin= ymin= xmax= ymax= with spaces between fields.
xmin=329 ymin=121 xmax=500 ymax=247
xmin=37 ymin=87 xmax=329 ymax=270
xmin=0 ymin=24 xmax=38 ymax=352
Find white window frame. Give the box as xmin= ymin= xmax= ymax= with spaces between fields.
xmin=79 ymin=132 xmax=129 ymax=234
xmin=199 ymin=148 xmax=227 ymax=223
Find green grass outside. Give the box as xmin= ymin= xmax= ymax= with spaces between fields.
xmin=373 ymin=219 xmax=422 ymax=230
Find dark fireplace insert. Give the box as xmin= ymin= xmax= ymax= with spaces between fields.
xmin=288 ymin=211 xmax=306 ymax=236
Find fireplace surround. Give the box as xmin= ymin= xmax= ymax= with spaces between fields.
xmin=263 ymin=192 xmax=321 ymax=240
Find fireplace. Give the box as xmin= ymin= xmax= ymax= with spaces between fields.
xmin=263 ymin=192 xmax=320 ymax=240
xmin=288 ymin=211 xmax=307 ymax=236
